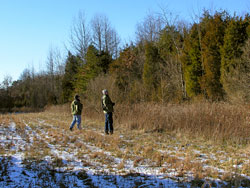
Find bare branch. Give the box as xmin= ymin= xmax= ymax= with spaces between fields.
xmin=91 ymin=14 xmax=120 ymax=57
xmin=135 ymin=11 xmax=164 ymax=43
xmin=69 ymin=11 xmax=91 ymax=59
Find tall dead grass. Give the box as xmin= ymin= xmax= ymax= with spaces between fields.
xmin=113 ymin=102 xmax=249 ymax=144
xmin=45 ymin=101 xmax=250 ymax=145
xmin=44 ymin=104 xmax=71 ymax=115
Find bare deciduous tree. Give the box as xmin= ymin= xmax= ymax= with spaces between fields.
xmin=69 ymin=11 xmax=91 ymax=59
xmin=2 ymin=75 xmax=12 ymax=91
xmin=47 ymin=47 xmax=55 ymax=77
xmin=157 ymin=6 xmax=187 ymax=99
xmin=46 ymin=46 xmax=65 ymax=75
xmin=107 ymin=27 xmax=120 ymax=59
xmin=91 ymin=14 xmax=105 ymax=53
xmin=135 ymin=11 xmax=164 ymax=43
xmin=46 ymin=46 xmax=65 ymax=104
xmin=91 ymin=14 xmax=120 ymax=57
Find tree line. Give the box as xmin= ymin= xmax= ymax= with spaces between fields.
xmin=1 ymin=10 xmax=250 ymax=112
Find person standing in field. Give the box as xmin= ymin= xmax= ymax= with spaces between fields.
xmin=102 ymin=89 xmax=115 ymax=135
xmin=69 ymin=94 xmax=83 ymax=131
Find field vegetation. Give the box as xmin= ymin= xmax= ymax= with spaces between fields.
xmin=1 ymin=102 xmax=249 ymax=187
xmin=0 ymin=7 xmax=250 ymax=188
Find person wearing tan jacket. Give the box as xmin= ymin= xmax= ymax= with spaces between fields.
xmin=102 ymin=89 xmax=115 ymax=135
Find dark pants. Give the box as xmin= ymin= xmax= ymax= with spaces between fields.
xmin=105 ymin=112 xmax=113 ymax=134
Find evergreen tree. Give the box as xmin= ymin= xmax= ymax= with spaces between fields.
xmin=201 ymin=11 xmax=228 ymax=100
xmin=62 ymin=52 xmax=81 ymax=102
xmin=221 ymin=15 xmax=249 ymax=96
xmin=182 ymin=24 xmax=203 ymax=98
xmin=143 ymin=42 xmax=160 ymax=99
xmin=74 ymin=45 xmax=101 ymax=93
xmin=98 ymin=51 xmax=113 ymax=74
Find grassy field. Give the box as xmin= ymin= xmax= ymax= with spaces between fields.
xmin=0 ymin=102 xmax=250 ymax=187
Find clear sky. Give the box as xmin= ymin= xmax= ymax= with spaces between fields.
xmin=0 ymin=0 xmax=249 ymax=83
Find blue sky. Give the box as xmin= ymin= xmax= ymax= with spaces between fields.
xmin=0 ymin=0 xmax=249 ymax=83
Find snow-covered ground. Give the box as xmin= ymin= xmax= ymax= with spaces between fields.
xmin=0 ymin=113 xmax=249 ymax=187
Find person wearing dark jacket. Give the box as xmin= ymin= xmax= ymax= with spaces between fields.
xmin=69 ymin=94 xmax=83 ymax=131
xmin=102 ymin=89 xmax=115 ymax=135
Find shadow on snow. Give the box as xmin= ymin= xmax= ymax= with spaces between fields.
xmin=0 ymin=156 xmax=250 ymax=188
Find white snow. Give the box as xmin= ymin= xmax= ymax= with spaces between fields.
xmin=0 ymin=118 xmax=249 ymax=188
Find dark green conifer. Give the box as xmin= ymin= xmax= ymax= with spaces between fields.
xmin=62 ymin=52 xmax=82 ymax=102
xmin=221 ymin=16 xmax=249 ymax=95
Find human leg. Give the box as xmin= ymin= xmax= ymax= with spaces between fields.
xmin=105 ymin=113 xmax=109 ymax=134
xmin=108 ymin=113 xmax=113 ymax=134
xmin=70 ymin=115 xmax=77 ymax=130
xmin=76 ymin=115 xmax=82 ymax=130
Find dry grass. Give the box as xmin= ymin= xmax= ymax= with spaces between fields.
xmin=0 ymin=114 xmax=11 ymax=126
xmin=133 ymin=157 xmax=144 ymax=167
xmin=117 ymin=160 xmax=125 ymax=170
xmin=108 ymin=102 xmax=249 ymax=145
xmin=1 ymin=102 xmax=250 ymax=186
xmin=44 ymin=101 xmax=250 ymax=145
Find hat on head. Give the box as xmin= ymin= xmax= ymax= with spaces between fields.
xmin=74 ymin=94 xmax=80 ymax=100
xmin=102 ymin=89 xmax=108 ymax=95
